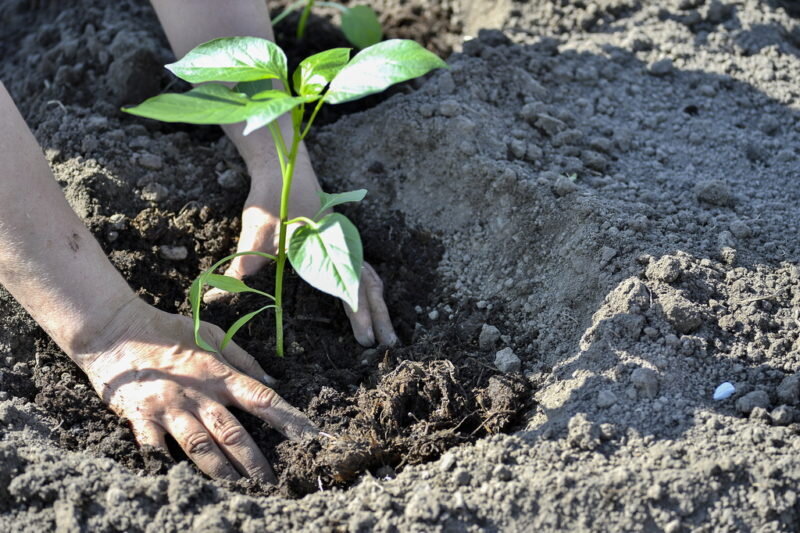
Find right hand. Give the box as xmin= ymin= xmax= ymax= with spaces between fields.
xmin=77 ymin=298 xmax=316 ymax=483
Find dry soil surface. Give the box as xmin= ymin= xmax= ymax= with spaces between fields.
xmin=2 ymin=0 xmax=800 ymax=531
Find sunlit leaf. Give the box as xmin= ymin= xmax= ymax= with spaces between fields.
xmin=288 ymin=213 xmax=363 ymax=310
xmin=325 ymin=39 xmax=447 ymax=104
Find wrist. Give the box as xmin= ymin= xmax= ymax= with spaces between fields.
xmin=65 ymin=294 xmax=150 ymax=372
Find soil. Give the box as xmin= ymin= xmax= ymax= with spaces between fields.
xmin=2 ymin=0 xmax=800 ymax=531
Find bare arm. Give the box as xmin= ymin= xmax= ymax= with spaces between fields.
xmin=0 ymin=81 xmax=316 ymax=482
xmin=0 ymin=82 xmax=135 ymax=364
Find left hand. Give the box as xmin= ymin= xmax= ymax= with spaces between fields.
xmin=204 ymin=153 xmax=398 ymax=347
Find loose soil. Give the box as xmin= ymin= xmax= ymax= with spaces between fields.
xmin=2 ymin=0 xmax=800 ymax=531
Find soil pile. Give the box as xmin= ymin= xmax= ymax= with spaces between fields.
xmin=2 ymin=0 xmax=800 ymax=531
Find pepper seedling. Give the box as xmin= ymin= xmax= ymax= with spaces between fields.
xmin=123 ymin=37 xmax=446 ymax=356
xmin=273 ymin=1 xmax=383 ymax=49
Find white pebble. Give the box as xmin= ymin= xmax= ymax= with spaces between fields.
xmin=713 ymin=382 xmax=735 ymax=401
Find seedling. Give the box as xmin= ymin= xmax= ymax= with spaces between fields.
xmin=124 ymin=37 xmax=446 ymax=356
xmin=272 ymin=1 xmax=383 ymax=49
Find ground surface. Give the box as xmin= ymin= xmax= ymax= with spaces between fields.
xmin=1 ymin=0 xmax=800 ymax=531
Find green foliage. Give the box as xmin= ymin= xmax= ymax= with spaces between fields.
xmin=341 ymin=6 xmax=383 ymax=49
xmin=167 ymin=37 xmax=288 ymax=84
xmin=288 ymin=213 xmax=363 ymax=311
xmin=292 ymin=48 xmax=351 ymax=97
xmin=315 ymin=189 xmax=367 ymax=218
xmin=325 ymin=40 xmax=448 ymax=104
xmin=272 ymin=1 xmax=383 ymax=50
xmin=124 ymin=37 xmax=446 ymax=355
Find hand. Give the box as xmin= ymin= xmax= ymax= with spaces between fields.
xmin=204 ymin=152 xmax=399 ymax=347
xmin=78 ymin=298 xmax=316 ymax=483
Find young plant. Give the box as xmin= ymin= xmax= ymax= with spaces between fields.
xmin=272 ymin=1 xmax=383 ymax=49
xmin=123 ymin=37 xmax=446 ymax=356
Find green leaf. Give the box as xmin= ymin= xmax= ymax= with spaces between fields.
xmin=341 ymin=6 xmax=383 ymax=49
xmin=293 ymin=48 xmax=352 ymax=96
xmin=235 ymin=79 xmax=273 ymax=97
xmin=167 ymin=36 xmax=288 ymax=83
xmin=250 ymin=89 xmax=291 ymax=100
xmin=205 ymin=274 xmax=254 ymax=294
xmin=189 ymin=277 xmax=217 ymax=352
xmin=325 ymin=39 xmax=447 ymax=104
xmin=221 ymin=305 xmax=276 ymax=350
xmin=288 ymin=213 xmax=363 ymax=311
xmin=315 ymin=189 xmax=367 ymax=219
xmin=243 ymin=95 xmax=316 ymax=135
xmin=122 ymin=84 xmax=252 ymax=124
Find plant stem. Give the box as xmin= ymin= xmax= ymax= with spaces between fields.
xmin=274 ymin=110 xmax=303 ymax=357
xmin=297 ymin=0 xmax=315 ymax=39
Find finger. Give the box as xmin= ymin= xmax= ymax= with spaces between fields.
xmin=362 ymin=263 xmax=398 ymax=346
xmin=344 ymin=278 xmax=376 ymax=346
xmin=130 ymin=419 xmax=169 ymax=451
xmin=161 ymin=412 xmax=241 ymax=481
xmin=196 ymin=404 xmax=276 ymax=484
xmin=225 ymin=374 xmax=318 ymax=441
xmin=203 ymin=207 xmax=276 ymax=304
xmin=220 ymin=339 xmax=278 ymax=386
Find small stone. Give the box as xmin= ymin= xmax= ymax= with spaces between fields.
xmin=159 ymin=245 xmax=188 ymax=261
xmin=664 ymin=520 xmax=681 ymax=533
xmin=770 ymin=405 xmax=794 ymax=426
xmin=580 ymin=150 xmax=608 ymax=171
xmin=493 ymin=465 xmax=512 ymax=481
xmin=729 ymin=220 xmax=752 ymax=239
xmin=509 ymin=139 xmax=527 ymax=159
xmin=438 ymin=100 xmax=460 ymax=117
xmin=597 ymin=390 xmax=618 ymax=408
xmin=567 ymin=413 xmax=601 ymax=450
xmin=600 ymin=246 xmax=617 ymax=266
xmin=216 ymin=169 xmax=242 ymax=190
xmin=662 ymin=294 xmax=703 ymax=334
xmin=439 ymin=452 xmax=456 ymax=472
xmin=535 ymin=114 xmax=566 ymax=136
xmin=428 ymin=309 xmax=440 ymax=320
xmin=108 ymin=213 xmax=127 ymax=230
xmin=736 ymin=390 xmax=770 ymax=414
xmin=453 ymin=469 xmax=471 ymax=486
xmin=494 ymin=347 xmax=521 ymax=373
xmin=141 ymin=183 xmax=169 ymax=203
xmin=553 ymin=175 xmax=578 ymax=197
xmin=777 ymin=375 xmax=800 ymax=404
xmin=695 ymin=179 xmax=735 ymax=207
xmin=138 ymin=153 xmax=163 ymax=170
xmin=648 ymin=58 xmax=673 ymax=76
xmin=646 ymin=256 xmax=682 ymax=283
xmin=479 ymin=324 xmax=501 ymax=351
xmin=631 ymin=367 xmax=659 ymax=399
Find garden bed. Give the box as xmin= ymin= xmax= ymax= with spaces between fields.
xmin=2 ymin=0 xmax=800 ymax=530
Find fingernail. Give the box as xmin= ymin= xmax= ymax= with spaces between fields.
xmin=262 ymin=374 xmax=278 ymax=386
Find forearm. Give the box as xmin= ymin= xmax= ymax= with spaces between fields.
xmin=0 ymin=82 xmax=136 ymax=365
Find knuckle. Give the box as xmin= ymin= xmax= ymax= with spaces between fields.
xmin=184 ymin=431 xmax=215 ymax=457
xmin=218 ymin=423 xmax=247 ymax=447
xmin=249 ymin=383 xmax=278 ymax=409
xmin=204 ymin=357 xmax=234 ymax=379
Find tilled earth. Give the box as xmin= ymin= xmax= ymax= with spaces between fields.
xmin=2 ymin=0 xmax=800 ymax=531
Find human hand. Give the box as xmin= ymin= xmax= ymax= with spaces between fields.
xmin=77 ymin=298 xmax=316 ymax=483
xmin=204 ymin=150 xmax=399 ymax=347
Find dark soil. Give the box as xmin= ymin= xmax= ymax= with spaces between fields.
xmin=0 ymin=0 xmax=529 ymax=498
